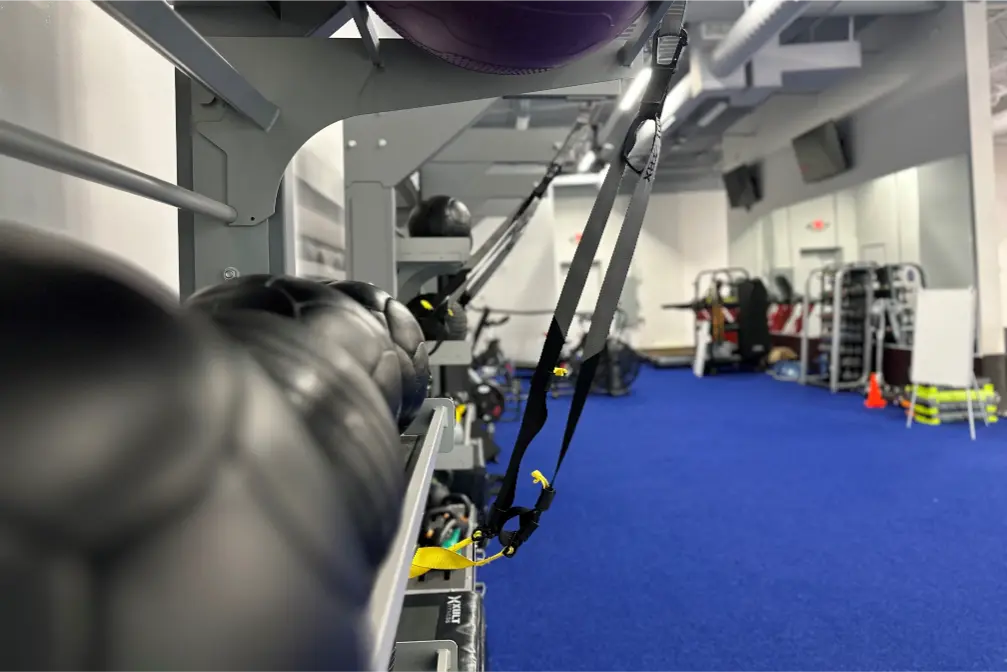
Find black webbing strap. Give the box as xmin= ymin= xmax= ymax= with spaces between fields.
xmin=475 ymin=12 xmax=689 ymax=557
xmin=456 ymin=198 xmax=541 ymax=308
xmin=432 ymin=108 xmax=596 ymax=311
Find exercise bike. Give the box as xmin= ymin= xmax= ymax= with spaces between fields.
xmin=468 ymin=307 xmax=523 ymax=423
xmin=552 ymin=308 xmax=642 ymax=398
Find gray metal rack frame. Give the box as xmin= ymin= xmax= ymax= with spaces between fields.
xmin=0 ymin=4 xmax=679 ymax=671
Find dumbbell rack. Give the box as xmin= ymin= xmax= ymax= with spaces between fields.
xmin=800 ymin=262 xmax=877 ymax=392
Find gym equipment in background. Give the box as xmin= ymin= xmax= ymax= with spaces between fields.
xmin=664 ymin=270 xmax=771 ymax=375
xmin=0 ymin=222 xmax=373 ymax=670
xmin=328 ymin=280 xmax=432 ymax=431
xmin=407 ymin=195 xmax=473 ymax=245
xmin=189 ymin=275 xmax=405 ymax=419
xmin=367 ymin=0 xmax=650 ymax=75
xmin=867 ymin=263 xmax=925 ymax=385
xmin=663 ymin=267 xmax=750 ymax=350
xmin=799 ymin=262 xmax=877 ymax=392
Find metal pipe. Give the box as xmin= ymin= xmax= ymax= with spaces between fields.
xmin=708 ymin=0 xmax=811 ymax=79
xmin=0 ymin=120 xmax=238 ymax=223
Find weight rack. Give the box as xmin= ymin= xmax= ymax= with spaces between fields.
xmin=800 ymin=262 xmax=877 ymax=392
xmin=0 ymin=3 xmax=681 ymax=670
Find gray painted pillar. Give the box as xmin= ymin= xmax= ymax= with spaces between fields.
xmin=346 ymin=182 xmax=398 ymax=292
xmin=963 ymin=0 xmax=1007 ymax=408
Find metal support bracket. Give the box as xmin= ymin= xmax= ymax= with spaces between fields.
xmin=95 ymin=0 xmax=281 ymax=132
xmin=192 ymin=38 xmax=636 ymax=227
xmin=347 ymin=1 xmax=382 ymax=66
xmin=178 ymin=37 xmax=636 ymax=294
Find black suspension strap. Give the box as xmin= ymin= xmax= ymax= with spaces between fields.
xmin=475 ymin=11 xmax=689 ymax=558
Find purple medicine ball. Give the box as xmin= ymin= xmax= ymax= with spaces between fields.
xmin=367 ymin=1 xmax=650 ymax=75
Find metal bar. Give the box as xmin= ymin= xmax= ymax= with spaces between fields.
xmin=368 ymin=400 xmax=453 ymax=672
xmin=347 ymin=1 xmax=382 ymax=66
xmin=94 ymin=0 xmax=281 ymax=132
xmin=0 ymin=119 xmax=237 ymax=223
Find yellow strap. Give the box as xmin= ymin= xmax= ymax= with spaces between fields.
xmin=553 ymin=367 xmax=569 ymax=377
xmin=455 ymin=404 xmax=467 ymax=424
xmin=409 ymin=538 xmax=508 ymax=578
xmin=420 ymin=299 xmax=433 ymax=311
xmin=410 ymin=470 xmax=550 ymax=578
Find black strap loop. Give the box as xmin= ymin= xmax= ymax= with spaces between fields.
xmin=482 ymin=10 xmax=688 ymax=553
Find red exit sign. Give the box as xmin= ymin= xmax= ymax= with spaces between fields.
xmin=806 ymin=219 xmax=830 ymax=232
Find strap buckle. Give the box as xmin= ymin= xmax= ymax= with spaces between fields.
xmin=476 ymin=472 xmax=556 ymax=558
xmin=637 ymin=25 xmax=689 ymax=120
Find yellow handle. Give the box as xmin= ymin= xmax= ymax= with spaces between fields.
xmin=420 ymin=299 xmax=433 ymax=311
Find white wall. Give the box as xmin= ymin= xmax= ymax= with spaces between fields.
xmin=728 ymin=157 xmax=974 ymax=293
xmin=291 ymin=123 xmax=347 ymax=280
xmin=0 ymin=2 xmax=179 ymax=291
xmin=548 ymin=186 xmax=728 ymax=351
xmin=468 ymin=196 xmax=559 ymax=365
xmin=723 ymin=3 xmax=970 ymax=258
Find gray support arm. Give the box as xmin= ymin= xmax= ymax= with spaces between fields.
xmin=94 ymin=0 xmax=281 ymax=132
xmin=193 ymin=37 xmax=641 ymax=226
xmin=0 ymin=119 xmax=237 ymax=223
xmin=420 ymin=164 xmax=548 ymax=203
xmin=431 ymin=128 xmax=575 ymax=164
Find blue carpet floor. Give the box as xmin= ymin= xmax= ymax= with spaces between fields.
xmin=481 ymin=368 xmax=1007 ymax=671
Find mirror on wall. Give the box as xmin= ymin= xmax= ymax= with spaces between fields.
xmin=732 ymin=154 xmax=975 ymax=296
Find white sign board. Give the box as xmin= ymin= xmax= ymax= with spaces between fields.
xmin=910 ymin=288 xmax=975 ymax=389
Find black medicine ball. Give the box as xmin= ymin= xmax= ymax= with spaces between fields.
xmin=207 ymin=309 xmax=405 ymax=569
xmin=406 ymin=294 xmax=469 ymax=342
xmin=0 ymin=222 xmax=371 ymax=670
xmin=187 ymin=275 xmax=404 ymax=421
xmin=327 ymin=280 xmax=432 ymax=432
xmin=407 ymin=195 xmax=473 ymax=242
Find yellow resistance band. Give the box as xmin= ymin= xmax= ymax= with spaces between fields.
xmin=410 ymin=470 xmax=550 ymax=578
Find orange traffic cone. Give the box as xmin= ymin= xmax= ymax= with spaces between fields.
xmin=865 ymin=373 xmax=887 ymax=409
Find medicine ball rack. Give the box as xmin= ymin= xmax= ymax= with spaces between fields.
xmin=0 ymin=1 xmax=677 ymax=670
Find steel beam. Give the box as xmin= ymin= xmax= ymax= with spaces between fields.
xmin=343 ymin=100 xmax=494 ymax=293
xmin=173 ymin=1 xmax=350 ymax=37
xmin=95 ymin=1 xmax=281 ymax=131
xmin=431 ymin=128 xmax=572 ymax=164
